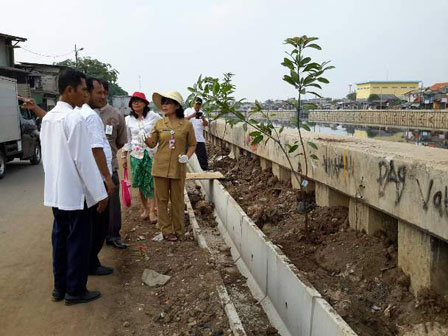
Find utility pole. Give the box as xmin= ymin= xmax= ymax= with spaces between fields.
xmin=74 ymin=44 xmax=84 ymax=68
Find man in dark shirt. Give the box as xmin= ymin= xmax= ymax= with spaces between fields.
xmin=98 ymin=82 xmax=128 ymax=249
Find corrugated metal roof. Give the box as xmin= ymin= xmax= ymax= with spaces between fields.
xmin=0 ymin=33 xmax=27 ymax=42
xmin=19 ymin=62 xmax=67 ymax=68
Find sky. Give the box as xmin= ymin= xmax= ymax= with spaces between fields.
xmin=2 ymin=0 xmax=447 ymax=102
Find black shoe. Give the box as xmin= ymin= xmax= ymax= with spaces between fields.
xmin=52 ymin=289 xmax=65 ymax=302
xmin=89 ymin=265 xmax=114 ymax=276
xmin=64 ymin=290 xmax=101 ymax=306
xmin=106 ymin=239 xmax=128 ymax=249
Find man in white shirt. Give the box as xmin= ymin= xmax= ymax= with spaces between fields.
xmin=40 ymin=69 xmax=107 ymax=305
xmin=23 ymin=78 xmax=116 ymax=276
xmin=80 ymin=77 xmax=115 ymax=276
xmin=185 ymin=97 xmax=209 ymax=170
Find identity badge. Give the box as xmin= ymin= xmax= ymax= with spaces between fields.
xmin=105 ymin=125 xmax=113 ymax=135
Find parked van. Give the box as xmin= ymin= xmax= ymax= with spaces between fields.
xmin=0 ymin=76 xmax=41 ymax=179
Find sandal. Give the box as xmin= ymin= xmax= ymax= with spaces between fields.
xmin=149 ymin=213 xmax=158 ymax=224
xmin=164 ymin=234 xmax=178 ymax=242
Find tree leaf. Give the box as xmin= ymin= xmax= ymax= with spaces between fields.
xmin=252 ymin=135 xmax=264 ymax=145
xmin=288 ymin=144 xmax=299 ymax=153
xmin=307 ymin=43 xmax=322 ymax=50
xmin=279 ymin=126 xmax=284 ymax=134
xmin=212 ymin=81 xmax=220 ymax=95
xmin=234 ymin=111 xmax=245 ymax=120
xmin=281 ymin=58 xmax=294 ymax=70
xmin=308 ymin=91 xmax=323 ymax=98
xmin=317 ymin=77 xmax=330 ymax=84
xmin=304 ymin=62 xmax=320 ymax=72
xmin=307 ymin=141 xmax=318 ymax=150
xmin=308 ymin=83 xmax=323 ymax=89
xmin=283 ymin=75 xmax=297 ymax=87
xmin=249 ymin=131 xmax=260 ymax=137
xmin=302 ymin=57 xmax=311 ymax=64
xmin=243 ymin=123 xmax=248 ymax=132
xmin=310 ymin=154 xmax=319 ymax=160
xmin=301 ymin=123 xmax=311 ymax=131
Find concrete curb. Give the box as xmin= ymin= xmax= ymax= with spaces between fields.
xmin=184 ymin=190 xmax=247 ymax=336
xmin=187 ymin=157 xmax=358 ymax=336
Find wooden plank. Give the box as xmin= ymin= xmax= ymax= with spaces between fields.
xmin=186 ymin=172 xmax=225 ymax=180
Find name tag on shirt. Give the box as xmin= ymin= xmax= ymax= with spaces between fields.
xmin=105 ymin=125 xmax=113 ymax=135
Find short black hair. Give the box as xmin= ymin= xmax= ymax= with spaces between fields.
xmin=86 ymin=77 xmax=103 ymax=93
xmin=195 ymin=97 xmax=203 ymax=105
xmin=129 ymin=97 xmax=150 ymax=118
xmin=102 ymin=81 xmax=109 ymax=92
xmin=161 ymin=97 xmax=184 ymax=119
xmin=58 ymin=69 xmax=86 ymax=94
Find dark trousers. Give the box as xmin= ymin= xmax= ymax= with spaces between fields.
xmin=52 ymin=205 xmax=91 ymax=296
xmin=196 ymin=142 xmax=208 ymax=170
xmin=89 ymin=201 xmax=109 ymax=270
xmin=106 ymin=172 xmax=122 ymax=241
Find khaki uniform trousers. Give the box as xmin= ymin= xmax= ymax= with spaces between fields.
xmin=154 ymin=176 xmax=185 ymax=236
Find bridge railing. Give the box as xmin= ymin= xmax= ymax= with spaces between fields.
xmin=309 ymin=109 xmax=448 ymax=131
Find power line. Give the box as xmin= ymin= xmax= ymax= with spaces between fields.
xmin=19 ymin=45 xmax=75 ymax=59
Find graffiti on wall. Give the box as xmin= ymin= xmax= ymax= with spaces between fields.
xmin=377 ymin=160 xmax=407 ymax=205
xmin=323 ymin=152 xmax=354 ymax=178
xmin=416 ymin=179 xmax=448 ymax=216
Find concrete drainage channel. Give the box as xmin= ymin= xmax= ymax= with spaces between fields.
xmin=184 ymin=189 xmax=247 ymax=336
xmin=187 ymin=157 xmax=358 ymax=336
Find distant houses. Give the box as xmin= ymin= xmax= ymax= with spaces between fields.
xmin=0 ymin=33 xmax=66 ymax=110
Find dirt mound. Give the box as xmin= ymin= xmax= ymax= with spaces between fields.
xmin=207 ymin=142 xmax=448 ymax=336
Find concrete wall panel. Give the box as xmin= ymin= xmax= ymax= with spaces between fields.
xmin=208 ymin=120 xmax=448 ymax=243
xmin=311 ymin=298 xmax=358 ymax=336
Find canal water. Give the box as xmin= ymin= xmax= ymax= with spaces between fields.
xmin=275 ymin=121 xmax=448 ymax=149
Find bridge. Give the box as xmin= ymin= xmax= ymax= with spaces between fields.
xmin=308 ymin=109 xmax=448 ymax=131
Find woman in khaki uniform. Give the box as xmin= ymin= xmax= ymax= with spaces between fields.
xmin=145 ymin=91 xmax=197 ymax=241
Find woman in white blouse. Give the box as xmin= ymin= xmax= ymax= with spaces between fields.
xmin=122 ymin=92 xmax=161 ymax=223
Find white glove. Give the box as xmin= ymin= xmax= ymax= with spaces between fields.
xmin=137 ymin=129 xmax=147 ymax=144
xmin=178 ymin=155 xmax=189 ymax=164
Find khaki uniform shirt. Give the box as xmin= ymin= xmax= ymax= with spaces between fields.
xmin=98 ymin=104 xmax=128 ymax=172
xmin=149 ymin=117 xmax=197 ymax=179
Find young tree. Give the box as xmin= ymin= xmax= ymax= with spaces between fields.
xmin=187 ymin=36 xmax=334 ymax=228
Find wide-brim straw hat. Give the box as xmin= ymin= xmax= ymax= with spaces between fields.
xmin=152 ymin=91 xmax=184 ymax=111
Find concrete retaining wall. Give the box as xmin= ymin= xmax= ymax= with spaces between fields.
xmin=206 ymin=120 xmax=448 ymax=297
xmin=309 ymin=109 xmax=448 ymax=131
xmin=187 ymin=157 xmax=357 ymax=336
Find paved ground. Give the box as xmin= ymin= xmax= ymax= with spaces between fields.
xmin=0 ymin=161 xmax=120 ymax=336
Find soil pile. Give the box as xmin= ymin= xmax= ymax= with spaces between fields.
xmin=207 ymin=142 xmax=448 ymax=336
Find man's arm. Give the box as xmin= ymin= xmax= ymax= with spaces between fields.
xmin=67 ymin=118 xmax=108 ymax=212
xmin=185 ymin=108 xmax=196 ymax=120
xmin=116 ymin=112 xmax=128 ymax=150
xmin=19 ymin=97 xmax=47 ymax=118
xmin=84 ymin=114 xmax=115 ymax=195
xmin=202 ymin=116 xmax=209 ymax=127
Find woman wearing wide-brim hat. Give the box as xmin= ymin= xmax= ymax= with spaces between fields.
xmin=122 ymin=92 xmax=161 ymax=223
xmin=145 ymin=91 xmax=197 ymax=241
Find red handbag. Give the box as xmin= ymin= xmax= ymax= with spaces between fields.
xmin=121 ymin=168 xmax=132 ymax=208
